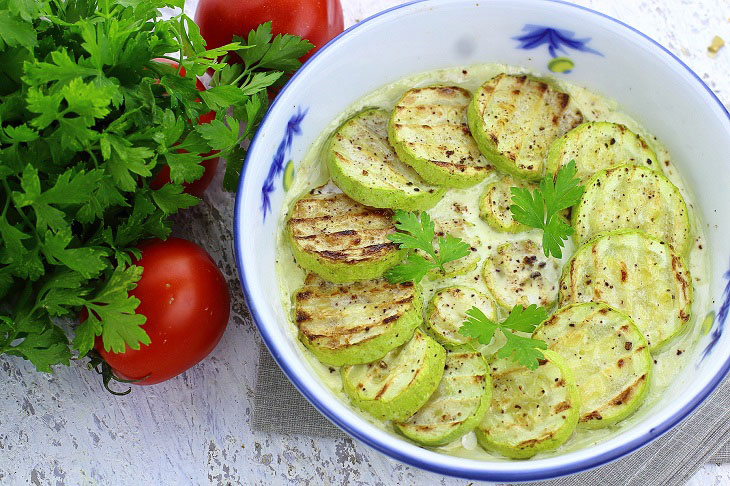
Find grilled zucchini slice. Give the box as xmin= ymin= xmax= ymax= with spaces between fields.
xmin=467 ymin=74 xmax=583 ymax=181
xmin=572 ymin=165 xmax=691 ymax=255
xmin=546 ymin=122 xmax=660 ymax=184
xmin=294 ymin=274 xmax=422 ymax=366
xmin=474 ymin=350 xmax=580 ymax=459
xmin=479 ymin=175 xmax=535 ymax=232
xmin=482 ymin=240 xmax=561 ymax=309
xmin=533 ymin=303 xmax=652 ymax=428
xmin=287 ymin=183 xmax=406 ymax=283
xmin=396 ymin=346 xmax=491 ymax=446
xmin=559 ymin=230 xmax=692 ymax=350
xmin=388 ymin=86 xmax=493 ymax=188
xmin=426 ymin=287 xmax=497 ymax=348
xmin=341 ymin=329 xmax=446 ymax=422
xmin=414 ymin=215 xmax=481 ymax=279
xmin=327 ymin=108 xmax=446 ymax=211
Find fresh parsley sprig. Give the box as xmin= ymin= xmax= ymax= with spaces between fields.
xmin=509 ymin=160 xmax=585 ymax=258
xmin=0 ymin=1 xmax=312 ymax=373
xmin=459 ymin=305 xmax=548 ymax=370
xmin=385 ymin=210 xmax=471 ymax=284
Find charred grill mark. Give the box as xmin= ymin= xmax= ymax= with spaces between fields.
xmin=581 ymin=411 xmax=603 ymax=422
xmin=556 ymin=92 xmax=569 ymax=110
xmin=295 ymin=311 xmax=311 ymax=323
xmin=610 ymin=386 xmax=632 ymax=406
xmin=296 ymin=291 xmax=312 ymax=301
xmin=554 ymin=401 xmax=571 ymax=413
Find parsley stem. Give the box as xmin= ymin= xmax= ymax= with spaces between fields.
xmin=1 ymin=180 xmax=10 ymax=218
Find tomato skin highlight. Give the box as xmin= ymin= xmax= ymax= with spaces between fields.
xmin=95 ymin=238 xmax=230 ymax=385
xmin=194 ymin=0 xmax=344 ymax=62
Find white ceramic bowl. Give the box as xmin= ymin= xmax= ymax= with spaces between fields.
xmin=234 ymin=0 xmax=730 ymax=480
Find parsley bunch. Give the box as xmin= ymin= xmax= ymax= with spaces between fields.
xmin=459 ymin=305 xmax=548 ymax=369
xmin=510 ymin=160 xmax=585 ymax=258
xmin=0 ymin=0 xmax=311 ymax=372
xmin=385 ymin=210 xmax=471 ymax=284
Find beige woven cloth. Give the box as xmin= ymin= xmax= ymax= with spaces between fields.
xmin=253 ymin=344 xmax=730 ymax=485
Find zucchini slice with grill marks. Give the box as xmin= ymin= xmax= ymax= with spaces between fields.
xmin=482 ymin=239 xmax=561 ymax=309
xmin=546 ymin=121 xmax=660 ymax=184
xmin=467 ymin=74 xmax=583 ymax=181
xmin=533 ymin=303 xmax=652 ymax=428
xmin=341 ymin=329 xmax=446 ymax=422
xmin=388 ymin=86 xmax=493 ymax=188
xmin=479 ymin=175 xmax=535 ymax=232
xmin=426 ymin=287 xmax=497 ymax=348
xmin=474 ymin=350 xmax=580 ymax=459
xmin=572 ymin=165 xmax=691 ymax=254
xmin=327 ymin=108 xmax=446 ymax=211
xmin=559 ymin=230 xmax=692 ymax=351
xmin=395 ymin=346 xmax=491 ymax=446
xmin=287 ymin=183 xmax=406 ymax=283
xmin=294 ymin=274 xmax=422 ymax=366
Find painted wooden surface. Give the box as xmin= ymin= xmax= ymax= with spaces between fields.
xmin=1 ymin=1 xmax=728 ymax=485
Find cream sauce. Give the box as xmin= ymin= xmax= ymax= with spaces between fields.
xmin=274 ymin=63 xmax=711 ymax=460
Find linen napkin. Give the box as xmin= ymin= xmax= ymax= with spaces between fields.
xmin=253 ymin=343 xmax=730 ymax=485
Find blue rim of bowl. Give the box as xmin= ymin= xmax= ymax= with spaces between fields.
xmin=234 ymin=0 xmax=730 ymax=481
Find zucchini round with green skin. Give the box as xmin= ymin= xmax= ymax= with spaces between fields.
xmin=395 ymin=346 xmax=491 ymax=446
xmin=327 ymin=108 xmax=446 ymax=211
xmin=533 ymin=303 xmax=652 ymax=428
xmin=287 ymin=183 xmax=407 ymax=283
xmin=572 ymin=165 xmax=691 ymax=255
xmin=482 ymin=239 xmax=561 ymax=309
xmin=294 ymin=274 xmax=422 ymax=366
xmin=559 ymin=230 xmax=692 ymax=351
xmin=546 ymin=121 xmax=660 ymax=184
xmin=467 ymin=74 xmax=583 ymax=181
xmin=341 ymin=329 xmax=446 ymax=422
xmin=475 ymin=350 xmax=580 ymax=459
xmin=479 ymin=175 xmax=535 ymax=232
xmin=426 ymin=287 xmax=497 ymax=348
xmin=388 ymin=86 xmax=493 ymax=188
xmin=421 ymin=216 xmax=481 ymax=279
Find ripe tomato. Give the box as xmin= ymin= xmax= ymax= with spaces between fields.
xmin=149 ymin=58 xmax=219 ymax=196
xmin=94 ymin=238 xmax=230 ymax=385
xmin=194 ymin=0 xmax=344 ymax=62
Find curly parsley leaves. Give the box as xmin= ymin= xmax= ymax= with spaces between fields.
xmin=459 ymin=305 xmax=548 ymax=370
xmin=384 ymin=210 xmax=471 ymax=284
xmin=509 ymin=160 xmax=585 ymax=258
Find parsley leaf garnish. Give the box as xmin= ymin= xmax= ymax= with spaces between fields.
xmin=459 ymin=305 xmax=548 ymax=370
xmin=509 ymin=160 xmax=585 ymax=258
xmin=0 ymin=2 xmax=312 ymax=374
xmin=384 ymin=210 xmax=471 ymax=284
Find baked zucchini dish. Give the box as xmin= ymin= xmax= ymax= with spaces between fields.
xmin=275 ymin=65 xmax=710 ymax=460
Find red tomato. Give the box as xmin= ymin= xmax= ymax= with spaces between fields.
xmin=150 ymin=58 xmax=219 ymax=195
xmin=194 ymin=0 xmax=344 ymax=62
xmin=94 ymin=238 xmax=230 ymax=385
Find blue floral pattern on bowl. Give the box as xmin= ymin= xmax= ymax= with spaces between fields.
xmin=261 ymin=107 xmax=307 ymax=220
xmin=702 ymin=264 xmax=730 ymax=359
xmin=514 ymin=24 xmax=603 ymax=73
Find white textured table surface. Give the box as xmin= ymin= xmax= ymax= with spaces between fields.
xmin=1 ymin=1 xmax=729 ymax=485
